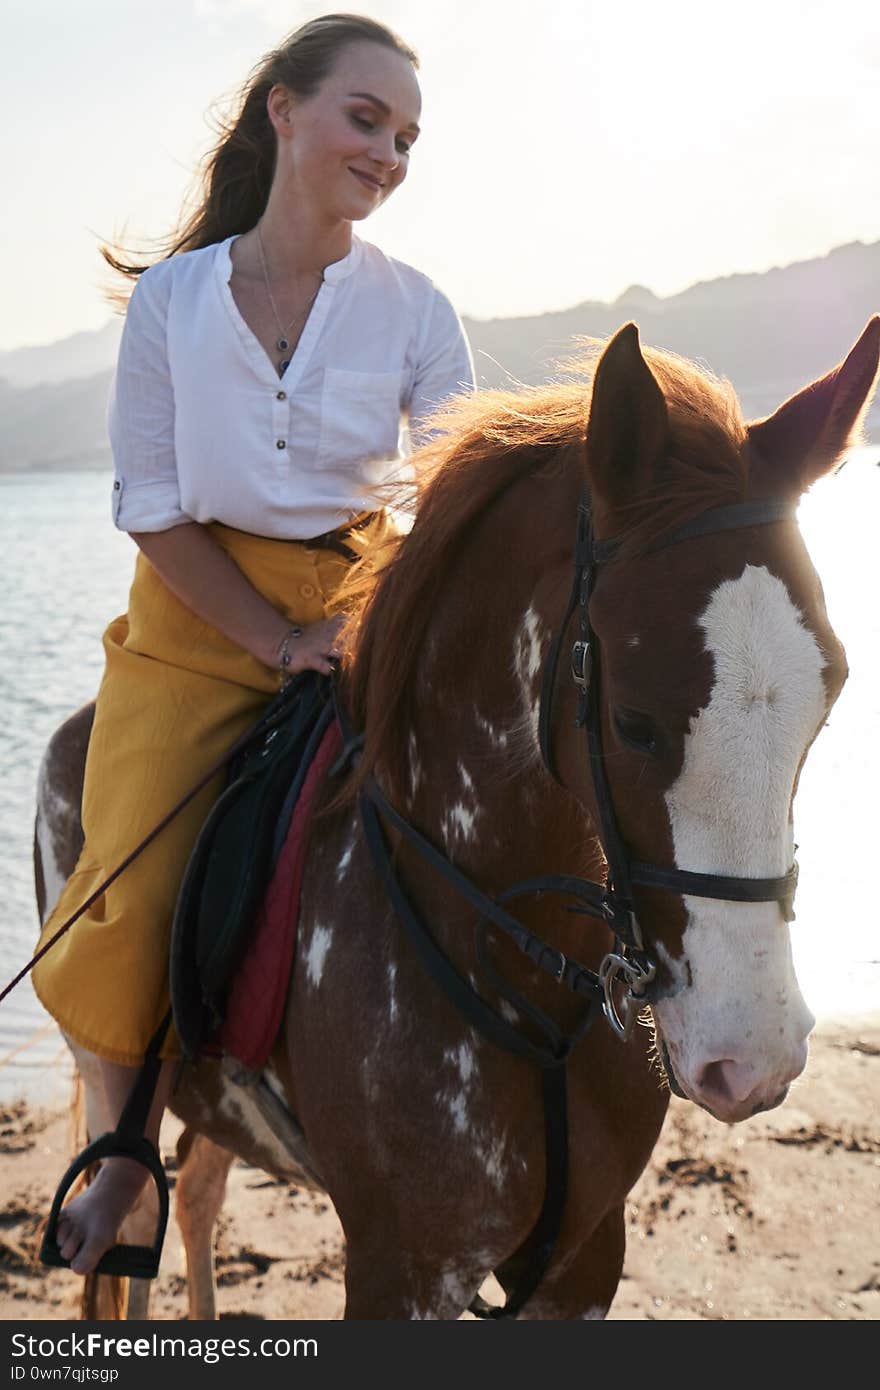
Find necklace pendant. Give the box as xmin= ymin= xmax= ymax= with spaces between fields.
xmin=279 ymin=358 xmax=291 ymax=375
xmin=277 ymin=336 xmax=290 ymax=352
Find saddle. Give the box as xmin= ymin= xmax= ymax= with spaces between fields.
xmin=170 ymin=669 xmax=338 ymax=1061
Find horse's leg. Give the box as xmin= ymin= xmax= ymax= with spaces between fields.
xmin=174 ymin=1129 xmax=235 ymax=1321
xmin=502 ymin=1205 xmax=625 ymax=1320
xmin=118 ymin=1183 xmax=162 ymax=1319
xmin=342 ymin=1238 xmax=490 ymax=1321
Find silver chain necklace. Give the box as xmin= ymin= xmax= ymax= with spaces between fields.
xmin=255 ymin=223 xmax=323 ymax=373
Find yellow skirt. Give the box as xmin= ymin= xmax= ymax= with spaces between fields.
xmin=32 ymin=515 xmax=396 ymax=1065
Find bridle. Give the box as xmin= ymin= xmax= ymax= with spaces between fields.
xmin=347 ymin=486 xmax=803 ymax=1317
xmin=537 ymin=492 xmax=800 ymax=1037
xmin=356 ymin=492 xmax=801 ymax=1048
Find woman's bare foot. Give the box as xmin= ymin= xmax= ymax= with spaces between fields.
xmin=56 ymin=1157 xmax=150 ymax=1274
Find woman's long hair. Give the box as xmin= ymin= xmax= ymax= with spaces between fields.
xmin=100 ymin=13 xmax=418 ymax=307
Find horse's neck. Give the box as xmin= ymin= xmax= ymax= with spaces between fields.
xmin=401 ymin=469 xmax=594 ymax=884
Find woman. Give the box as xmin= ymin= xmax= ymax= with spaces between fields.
xmin=33 ymin=13 xmax=474 ymax=1276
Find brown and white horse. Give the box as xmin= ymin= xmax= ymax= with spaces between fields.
xmin=35 ymin=319 xmax=879 ymax=1319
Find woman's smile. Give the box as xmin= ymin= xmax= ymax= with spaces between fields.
xmin=349 ymin=166 xmax=385 ymax=192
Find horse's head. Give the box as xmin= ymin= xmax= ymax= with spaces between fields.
xmin=559 ymin=318 xmax=879 ymax=1122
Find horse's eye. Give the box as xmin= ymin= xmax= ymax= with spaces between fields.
xmin=613 ymin=707 xmax=660 ymax=756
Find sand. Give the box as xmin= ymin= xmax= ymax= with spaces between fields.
xmin=1 ymin=1016 xmax=877 ymax=1322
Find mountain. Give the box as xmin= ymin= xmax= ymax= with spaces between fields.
xmin=465 ymin=241 xmax=880 ymax=430
xmin=0 ymin=320 xmax=122 ymax=390
xmin=1 ymin=241 xmax=878 ymax=471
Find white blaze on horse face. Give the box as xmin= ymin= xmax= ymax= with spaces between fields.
xmin=305 ymin=923 xmax=334 ymax=987
xmin=656 ymin=565 xmax=823 ymax=1119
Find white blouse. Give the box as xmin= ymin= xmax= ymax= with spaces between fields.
xmin=108 ymin=233 xmax=474 ymax=538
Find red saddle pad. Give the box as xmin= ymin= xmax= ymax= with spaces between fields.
xmin=219 ymin=719 xmax=343 ymax=1070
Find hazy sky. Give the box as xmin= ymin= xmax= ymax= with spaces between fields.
xmin=2 ymin=0 xmax=879 ymax=350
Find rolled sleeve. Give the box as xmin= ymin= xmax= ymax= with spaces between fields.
xmin=408 ymin=287 xmax=475 ymax=448
xmin=108 ymin=262 xmax=192 ymax=532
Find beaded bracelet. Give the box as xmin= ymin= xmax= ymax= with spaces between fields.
xmin=278 ymin=625 xmax=304 ymax=687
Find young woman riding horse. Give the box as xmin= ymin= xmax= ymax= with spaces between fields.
xmin=35 ymin=317 xmax=878 ymax=1318
xmin=31 ymin=14 xmax=473 ymax=1277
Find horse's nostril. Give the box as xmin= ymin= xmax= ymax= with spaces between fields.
xmin=696 ymin=1059 xmax=746 ymax=1107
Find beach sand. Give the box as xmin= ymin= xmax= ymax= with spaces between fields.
xmin=1 ymin=1016 xmax=877 ymax=1322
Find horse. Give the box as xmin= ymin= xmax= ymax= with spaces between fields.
xmin=33 ymin=317 xmax=879 ymax=1320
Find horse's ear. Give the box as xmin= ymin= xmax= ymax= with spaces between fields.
xmin=585 ymin=323 xmax=669 ymax=517
xmin=747 ymin=316 xmax=880 ymax=491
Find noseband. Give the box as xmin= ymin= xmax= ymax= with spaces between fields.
xmin=537 ymin=493 xmax=800 ymax=1037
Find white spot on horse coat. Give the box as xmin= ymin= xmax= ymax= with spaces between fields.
xmin=305 ymin=924 xmax=333 ymax=987
xmin=407 ymin=730 xmax=423 ymax=804
xmin=440 ymin=766 xmax=483 ymax=851
xmin=512 ymin=605 xmax=548 ymax=755
xmin=477 ymin=1134 xmax=507 ymax=1189
xmin=440 ymin=1270 xmax=473 ymax=1312
xmin=475 ymin=710 xmax=509 ymax=750
xmin=387 ymin=962 xmax=399 ymax=1023
xmin=444 ymin=1042 xmax=477 ymax=1085
xmin=35 ymin=806 xmax=69 ymax=921
xmin=336 ymin=837 xmax=356 ymax=882
xmin=441 ymin=801 xmax=477 ymax=847
xmin=658 ymin=565 xmax=823 ymax=1092
xmin=516 ymin=606 xmax=544 ymax=682
xmin=439 ymin=1042 xmax=508 ymax=1188
xmin=445 ymin=1090 xmax=470 ymax=1134
xmin=35 ymin=762 xmax=76 ymax=919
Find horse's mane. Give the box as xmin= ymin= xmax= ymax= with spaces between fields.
xmin=336 ymin=343 xmax=748 ymax=800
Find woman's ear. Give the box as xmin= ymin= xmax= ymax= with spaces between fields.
xmin=266 ymin=83 xmax=296 ymax=141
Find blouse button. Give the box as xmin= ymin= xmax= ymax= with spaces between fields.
xmin=276 ymin=439 xmax=287 ymax=450
xmin=299 ymin=583 xmax=316 ymax=599
xmin=276 ymin=391 xmax=287 ymax=401
xmin=113 ymin=480 xmax=121 ymax=490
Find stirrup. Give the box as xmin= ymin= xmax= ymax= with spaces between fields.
xmin=39 ymin=1130 xmax=169 ymax=1280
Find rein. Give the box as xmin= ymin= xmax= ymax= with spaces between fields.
xmin=352 ymin=489 xmax=801 ymax=1317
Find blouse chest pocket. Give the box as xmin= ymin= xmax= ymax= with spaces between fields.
xmin=316 ymin=368 xmax=404 ymax=470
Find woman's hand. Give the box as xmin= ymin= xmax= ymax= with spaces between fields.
xmin=271 ymin=614 xmax=346 ymax=678
xmin=131 ymin=524 xmax=350 ymax=679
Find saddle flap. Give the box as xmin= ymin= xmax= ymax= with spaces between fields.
xmin=169 ymin=671 xmax=334 ymax=1059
